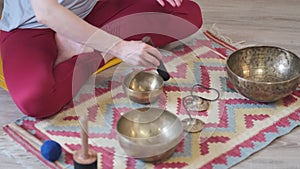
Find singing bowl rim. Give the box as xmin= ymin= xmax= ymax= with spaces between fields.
xmin=226 ymin=45 xmax=300 ymax=85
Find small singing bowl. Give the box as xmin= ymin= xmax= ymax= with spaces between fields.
xmin=123 ymin=71 xmax=164 ymax=104
xmin=116 ymin=107 xmax=183 ymax=162
xmin=226 ymin=46 xmax=300 ymax=102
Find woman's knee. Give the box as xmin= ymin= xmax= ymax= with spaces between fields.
xmin=12 ymin=86 xmax=66 ymax=118
xmin=175 ymin=0 xmax=203 ymax=28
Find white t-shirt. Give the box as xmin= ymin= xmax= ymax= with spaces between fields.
xmin=0 ymin=0 xmax=97 ymax=31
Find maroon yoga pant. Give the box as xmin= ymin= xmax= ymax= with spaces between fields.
xmin=0 ymin=0 xmax=202 ymax=118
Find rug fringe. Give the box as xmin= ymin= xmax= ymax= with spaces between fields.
xmin=206 ymin=24 xmax=255 ymax=49
xmin=0 ymin=129 xmax=48 ymax=169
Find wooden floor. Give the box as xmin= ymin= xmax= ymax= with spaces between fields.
xmin=1 ymin=0 xmax=300 ymax=168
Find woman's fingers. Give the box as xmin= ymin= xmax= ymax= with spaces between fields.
xmin=166 ymin=0 xmax=182 ymax=7
xmin=174 ymin=0 xmax=182 ymax=7
xmin=145 ymin=44 xmax=162 ymax=59
xmin=144 ymin=52 xmax=160 ymax=67
xmin=156 ymin=0 xmax=165 ymax=6
xmin=157 ymin=0 xmax=182 ymax=7
xmin=139 ymin=58 xmax=157 ymax=68
xmin=166 ymin=0 xmax=176 ymax=7
xmin=110 ymin=40 xmax=164 ymax=68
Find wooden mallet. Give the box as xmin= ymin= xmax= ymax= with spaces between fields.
xmin=73 ymin=115 xmax=97 ymax=169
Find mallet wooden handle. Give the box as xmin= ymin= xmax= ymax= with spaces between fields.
xmin=73 ymin=115 xmax=97 ymax=169
xmin=79 ymin=115 xmax=89 ymax=159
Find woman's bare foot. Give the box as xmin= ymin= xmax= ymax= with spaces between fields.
xmin=54 ymin=33 xmax=94 ymax=66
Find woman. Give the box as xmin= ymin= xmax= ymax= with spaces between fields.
xmin=0 ymin=0 xmax=202 ymax=118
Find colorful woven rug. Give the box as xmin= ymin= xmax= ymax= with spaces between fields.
xmin=3 ymin=31 xmax=300 ymax=169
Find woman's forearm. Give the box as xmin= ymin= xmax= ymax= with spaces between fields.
xmin=30 ymin=0 xmax=122 ymax=52
xmin=29 ymin=0 xmax=163 ymax=67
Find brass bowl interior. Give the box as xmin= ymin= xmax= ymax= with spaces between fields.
xmin=124 ymin=71 xmax=163 ymax=92
xmin=226 ymin=46 xmax=300 ymax=102
xmin=227 ymin=46 xmax=300 ymax=83
xmin=116 ymin=107 xmax=183 ymax=161
xmin=123 ymin=71 xmax=164 ymax=104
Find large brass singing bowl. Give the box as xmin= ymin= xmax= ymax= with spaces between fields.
xmin=123 ymin=71 xmax=164 ymax=104
xmin=226 ymin=46 xmax=300 ymax=102
xmin=116 ymin=107 xmax=183 ymax=162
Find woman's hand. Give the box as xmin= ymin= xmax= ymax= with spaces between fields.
xmin=156 ymin=0 xmax=183 ymax=7
xmin=109 ymin=40 xmax=163 ymax=68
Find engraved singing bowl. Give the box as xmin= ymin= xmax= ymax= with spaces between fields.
xmin=226 ymin=46 xmax=300 ymax=102
xmin=116 ymin=107 xmax=183 ymax=162
xmin=123 ymin=71 xmax=164 ymax=104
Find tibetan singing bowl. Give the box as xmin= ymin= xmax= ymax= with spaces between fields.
xmin=116 ymin=107 xmax=183 ymax=162
xmin=123 ymin=71 xmax=164 ymax=104
xmin=226 ymin=46 xmax=300 ymax=102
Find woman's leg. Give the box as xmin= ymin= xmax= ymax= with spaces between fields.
xmin=0 ymin=29 xmax=104 ymax=118
xmin=85 ymin=0 xmax=202 ymax=47
xmin=0 ymin=0 xmax=202 ymax=118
